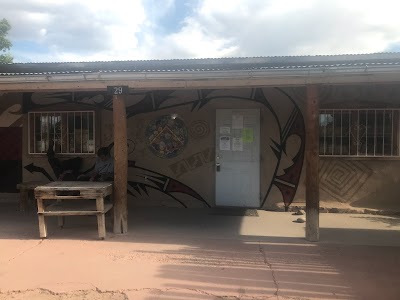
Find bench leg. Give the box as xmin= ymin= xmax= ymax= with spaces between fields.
xmin=58 ymin=216 xmax=65 ymax=228
xmin=37 ymin=198 xmax=47 ymax=238
xmin=107 ymin=207 xmax=114 ymax=229
xmin=29 ymin=190 xmax=37 ymax=211
xmin=56 ymin=200 xmax=64 ymax=228
xmin=19 ymin=189 xmax=29 ymax=212
xmin=96 ymin=197 xmax=106 ymax=239
xmin=38 ymin=215 xmax=47 ymax=238
xmin=106 ymin=194 xmax=114 ymax=229
xmin=97 ymin=214 xmax=106 ymax=239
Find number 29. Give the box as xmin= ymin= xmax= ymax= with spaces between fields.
xmin=113 ymin=87 xmax=123 ymax=94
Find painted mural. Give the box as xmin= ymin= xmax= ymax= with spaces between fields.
xmin=319 ymin=160 xmax=373 ymax=201
xmin=188 ymin=120 xmax=210 ymax=140
xmin=23 ymin=140 xmax=210 ymax=208
xmin=126 ymin=160 xmax=210 ymax=208
xmin=118 ymin=87 xmax=305 ymax=210
xmin=6 ymin=84 xmax=400 ymax=211
xmin=21 ymin=88 xmax=305 ymax=210
xmin=146 ymin=115 xmax=188 ymax=159
xmin=169 ymin=148 xmax=214 ymax=178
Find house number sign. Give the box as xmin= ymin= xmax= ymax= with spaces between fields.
xmin=107 ymin=86 xmax=129 ymax=95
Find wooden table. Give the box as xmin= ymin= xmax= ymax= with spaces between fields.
xmin=17 ymin=181 xmax=48 ymax=212
xmin=34 ymin=181 xmax=113 ymax=239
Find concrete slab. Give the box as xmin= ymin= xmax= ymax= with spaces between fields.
xmin=319 ymin=213 xmax=400 ymax=246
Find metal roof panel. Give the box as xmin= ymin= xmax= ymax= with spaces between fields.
xmin=2 ymin=52 xmax=400 ymax=76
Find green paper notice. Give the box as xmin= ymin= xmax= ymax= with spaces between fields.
xmin=242 ymin=128 xmax=253 ymax=143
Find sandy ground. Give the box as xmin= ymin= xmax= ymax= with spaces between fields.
xmin=0 ymin=289 xmax=127 ymax=300
xmin=0 ymin=204 xmax=400 ymax=300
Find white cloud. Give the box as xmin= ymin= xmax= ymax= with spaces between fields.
xmin=3 ymin=0 xmax=150 ymax=61
xmin=2 ymin=0 xmax=400 ymax=62
xmin=177 ymin=0 xmax=400 ymax=57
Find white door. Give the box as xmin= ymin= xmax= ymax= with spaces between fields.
xmin=215 ymin=109 xmax=260 ymax=207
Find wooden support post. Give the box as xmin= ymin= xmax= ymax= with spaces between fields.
xmin=113 ymin=94 xmax=128 ymax=234
xmin=305 ymin=85 xmax=320 ymax=242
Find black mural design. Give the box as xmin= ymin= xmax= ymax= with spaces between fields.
xmin=266 ymin=88 xmax=305 ymax=210
xmin=127 ymin=160 xmax=210 ymax=208
xmin=23 ymin=88 xmax=305 ymax=209
xmin=269 ymin=107 xmax=305 ymax=209
xmin=23 ymin=154 xmax=210 ymax=208
xmin=24 ymin=163 xmax=54 ymax=181
xmin=107 ymin=144 xmax=210 ymax=207
xmin=24 ymin=161 xmax=95 ymax=182
xmin=126 ymin=90 xmax=176 ymax=118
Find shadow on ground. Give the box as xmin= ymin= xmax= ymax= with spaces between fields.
xmin=350 ymin=215 xmax=400 ymax=227
xmin=1 ymin=203 xmax=400 ymax=300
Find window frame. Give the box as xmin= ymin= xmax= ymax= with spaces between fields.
xmin=319 ymin=108 xmax=400 ymax=158
xmin=28 ymin=110 xmax=96 ymax=155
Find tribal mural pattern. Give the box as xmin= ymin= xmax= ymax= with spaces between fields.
xmin=127 ymin=160 xmax=210 ymax=208
xmin=23 ymin=158 xmax=210 ymax=208
xmin=319 ymin=160 xmax=373 ymax=201
xmin=23 ymin=88 xmax=305 ymax=209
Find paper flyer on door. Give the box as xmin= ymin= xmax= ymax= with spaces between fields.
xmin=219 ymin=127 xmax=231 ymax=134
xmin=232 ymin=115 xmax=243 ymax=129
xmin=242 ymin=128 xmax=254 ymax=143
xmin=232 ymin=137 xmax=243 ymax=151
xmin=219 ymin=136 xmax=231 ymax=150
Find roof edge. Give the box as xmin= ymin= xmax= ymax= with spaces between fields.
xmin=2 ymin=52 xmax=400 ymax=65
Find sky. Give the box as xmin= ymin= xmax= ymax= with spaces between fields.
xmin=1 ymin=0 xmax=400 ymax=63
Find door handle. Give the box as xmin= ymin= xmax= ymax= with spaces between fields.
xmin=216 ymin=162 xmax=221 ymax=172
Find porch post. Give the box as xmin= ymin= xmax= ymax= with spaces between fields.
xmin=113 ymin=94 xmax=128 ymax=234
xmin=305 ymin=85 xmax=320 ymax=242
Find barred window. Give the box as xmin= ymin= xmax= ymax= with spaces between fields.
xmin=28 ymin=111 xmax=95 ymax=155
xmin=319 ymin=109 xmax=399 ymax=157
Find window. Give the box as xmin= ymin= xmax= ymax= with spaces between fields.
xmin=319 ymin=109 xmax=399 ymax=157
xmin=29 ymin=111 xmax=95 ymax=155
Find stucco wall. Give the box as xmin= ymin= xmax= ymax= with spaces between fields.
xmin=99 ymin=88 xmax=304 ymax=209
xmin=21 ymin=95 xmax=101 ymax=183
xmin=2 ymin=84 xmax=400 ymax=210
xmin=0 ymin=92 xmax=23 ymax=127
xmin=316 ymin=84 xmax=400 ymax=210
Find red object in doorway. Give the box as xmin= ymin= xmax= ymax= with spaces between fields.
xmin=0 ymin=127 xmax=22 ymax=160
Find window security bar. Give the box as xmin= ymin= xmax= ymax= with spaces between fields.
xmin=28 ymin=111 xmax=95 ymax=155
xmin=319 ymin=109 xmax=400 ymax=157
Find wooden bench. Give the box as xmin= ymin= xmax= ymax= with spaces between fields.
xmin=16 ymin=181 xmax=48 ymax=212
xmin=35 ymin=182 xmax=113 ymax=239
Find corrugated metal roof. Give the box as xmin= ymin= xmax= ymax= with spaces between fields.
xmin=1 ymin=53 xmax=400 ymax=76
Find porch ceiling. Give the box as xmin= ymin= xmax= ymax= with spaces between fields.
xmin=1 ymin=53 xmax=400 ymax=92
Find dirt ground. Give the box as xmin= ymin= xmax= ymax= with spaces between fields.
xmin=0 ymin=289 xmax=127 ymax=300
xmin=1 ymin=205 xmax=400 ymax=300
